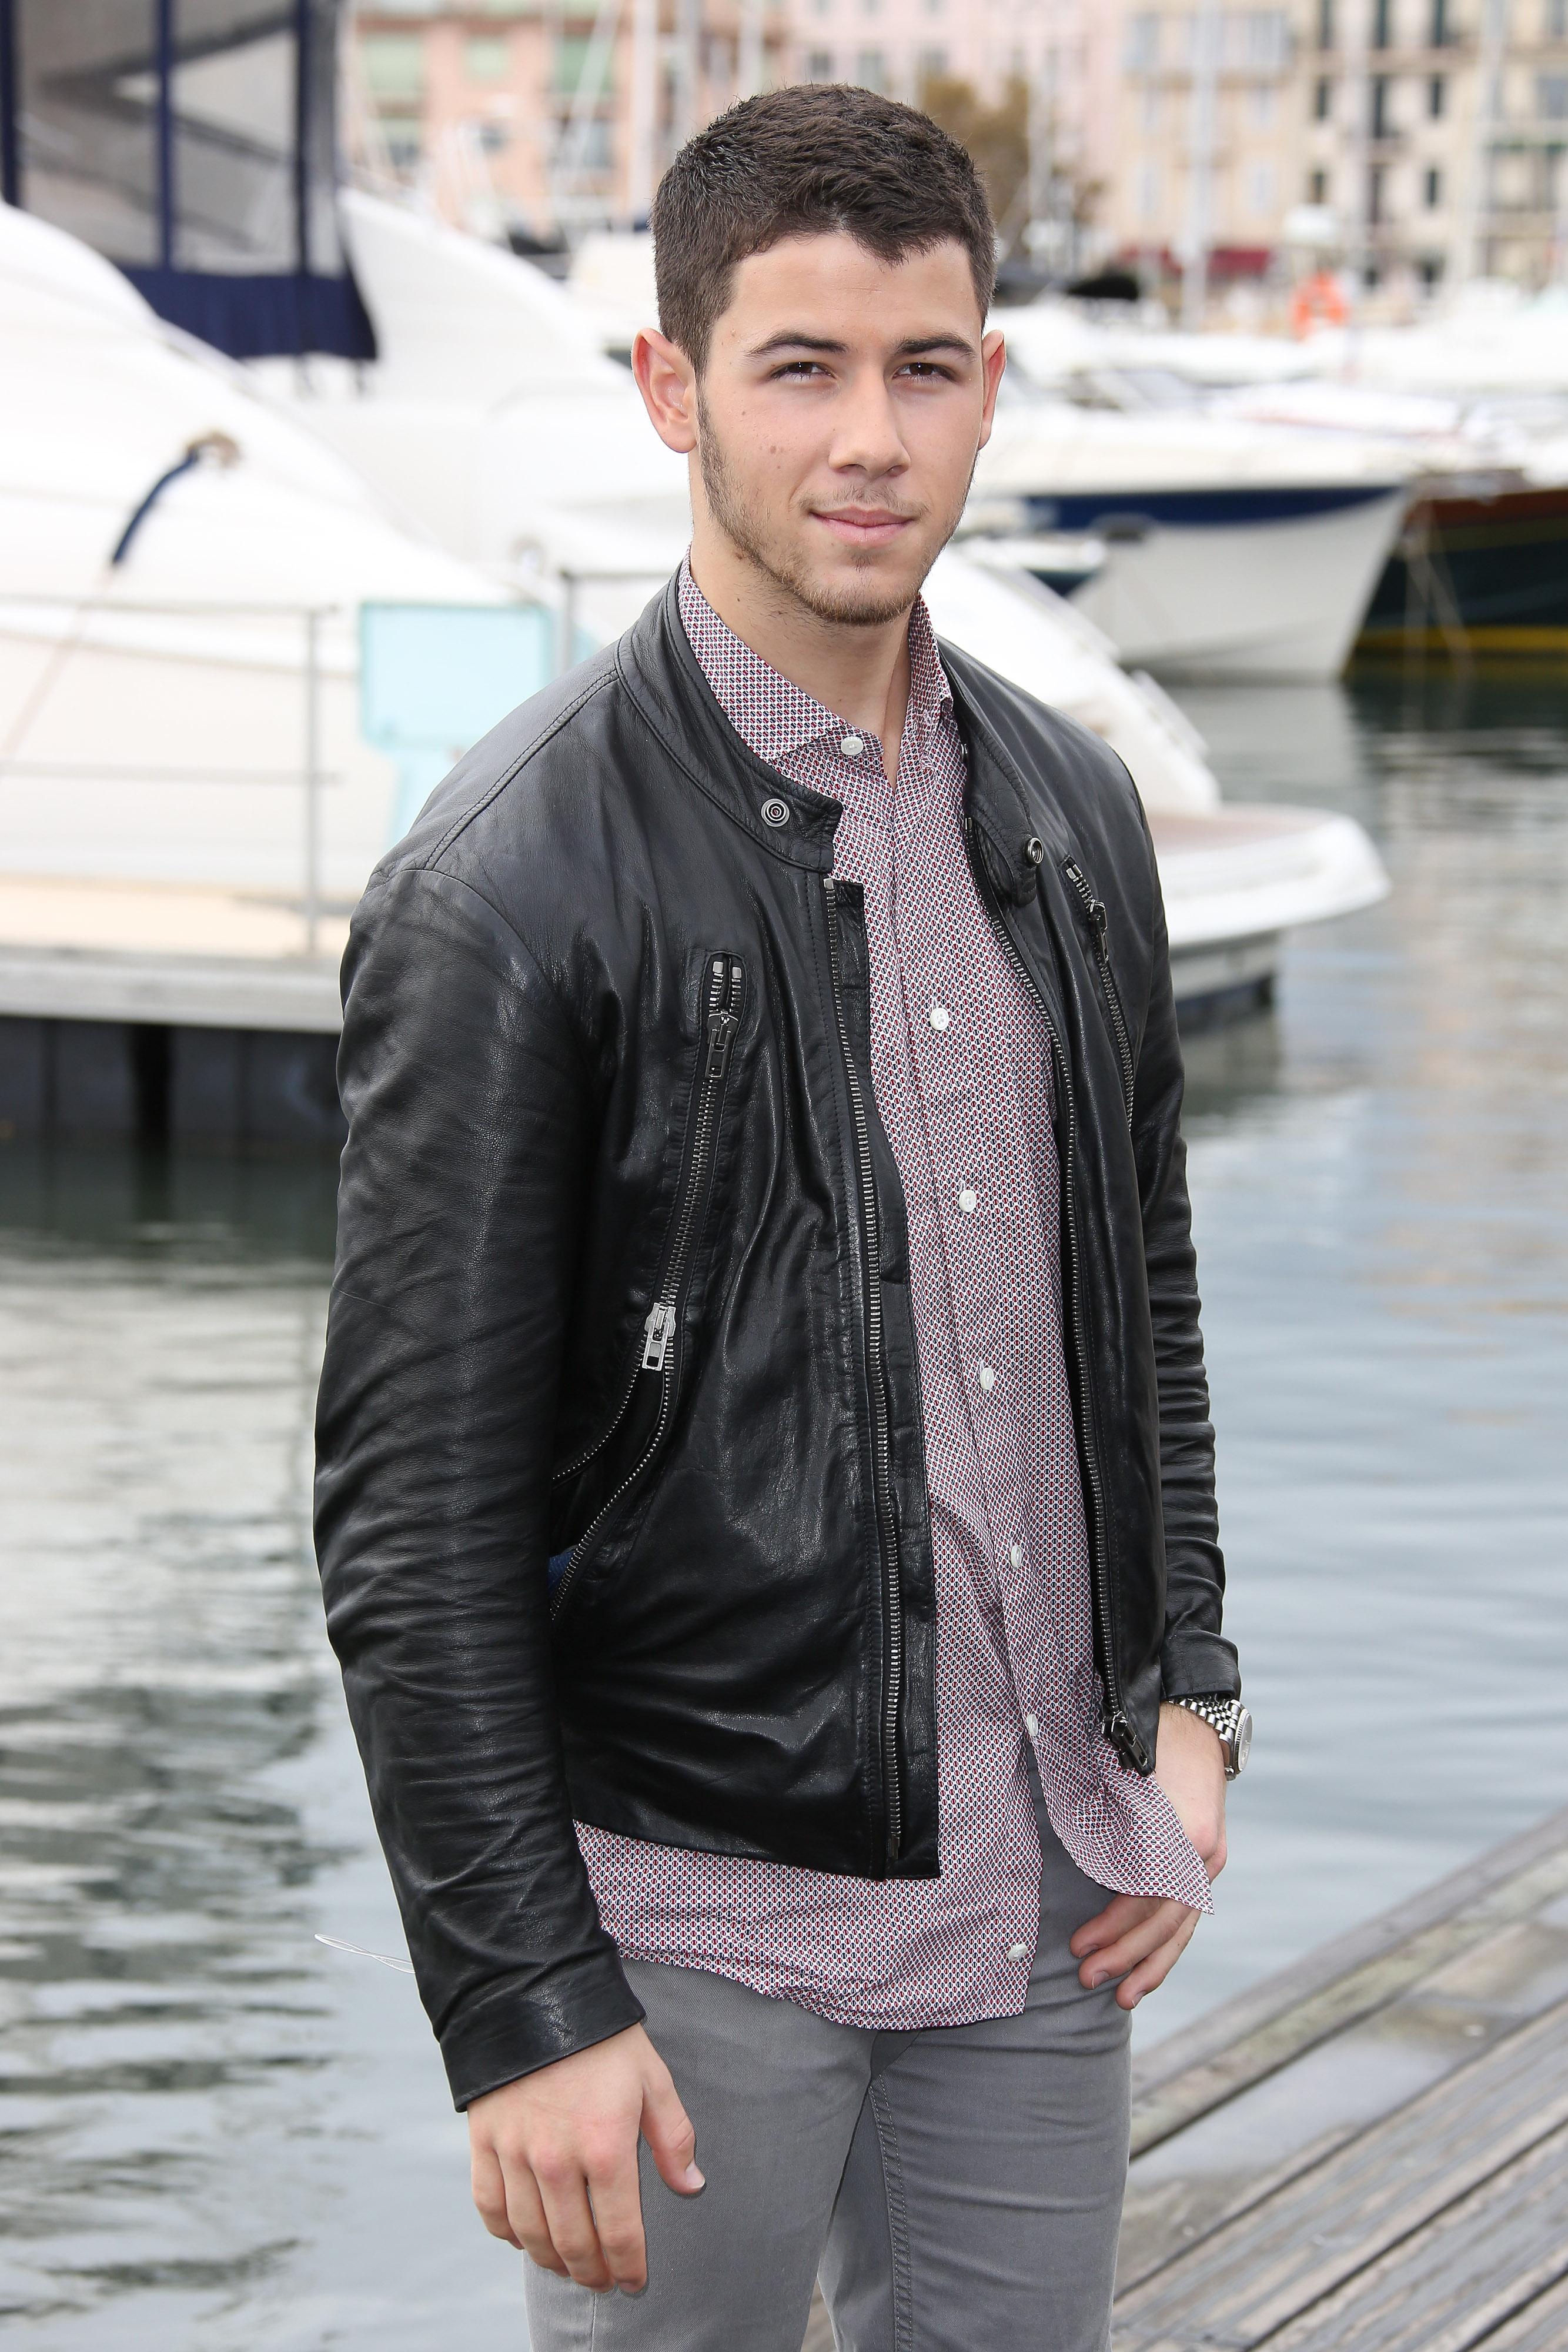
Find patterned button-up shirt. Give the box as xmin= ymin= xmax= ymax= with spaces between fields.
xmin=573 ymin=563 xmax=1212 ymax=2033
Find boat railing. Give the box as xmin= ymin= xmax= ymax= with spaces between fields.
xmin=0 ymin=592 xmax=345 ymax=955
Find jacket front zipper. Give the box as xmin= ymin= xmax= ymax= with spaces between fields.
xmin=823 ymin=876 xmax=904 ymax=1862
xmin=550 ymin=953 xmax=743 ymax=1618
xmin=1062 ymin=859 xmax=1135 ymax=1123
xmin=964 ymin=817 xmax=1153 ymax=1775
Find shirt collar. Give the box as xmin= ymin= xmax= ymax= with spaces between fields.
xmin=677 ymin=557 xmax=954 ymax=784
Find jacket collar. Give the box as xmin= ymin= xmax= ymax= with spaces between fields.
xmin=616 ymin=574 xmax=842 ymax=875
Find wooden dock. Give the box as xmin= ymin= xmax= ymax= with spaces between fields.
xmin=803 ymin=1805 xmax=1568 ymax=2351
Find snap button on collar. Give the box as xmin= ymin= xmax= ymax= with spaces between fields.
xmin=760 ymin=797 xmax=791 ymax=828
xmin=1023 ymin=836 xmax=1045 ymax=866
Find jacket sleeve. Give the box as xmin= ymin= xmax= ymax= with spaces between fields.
xmin=1128 ymin=818 xmax=1242 ymax=1703
xmin=314 ymin=862 xmax=644 ymax=2110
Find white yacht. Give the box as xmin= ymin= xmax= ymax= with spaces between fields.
xmin=0 ymin=198 xmax=510 ymax=904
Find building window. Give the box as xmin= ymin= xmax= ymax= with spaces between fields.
xmin=917 ymin=45 xmax=948 ymax=81
xmin=1125 ymin=12 xmax=1159 ymax=71
xmin=1540 ymin=71 xmax=1568 ymax=116
xmin=466 ymin=34 xmax=509 ymax=81
xmin=1137 ymin=161 xmax=1160 ymax=220
xmin=861 ymin=0 xmax=880 ymax=16
xmin=1317 ymin=0 xmax=1334 ymax=49
xmin=362 ymin=34 xmax=426 ymax=102
xmin=1249 ymin=161 xmax=1276 ymax=213
xmin=806 ymin=46 xmax=834 ymax=76
xmin=1368 ymin=161 xmax=1388 ymax=223
xmin=554 ymin=34 xmax=613 ymax=96
xmin=1430 ymin=0 xmax=1449 ymax=44
xmin=1308 ymin=166 xmax=1329 ymax=202
xmin=923 ymin=0 xmax=943 ymax=15
xmin=1418 ymin=254 xmax=1444 ymax=286
xmin=1425 ymin=164 xmax=1442 ymax=203
xmin=813 ymin=0 xmax=830 ymax=16
xmin=1142 ymin=82 xmax=1161 ymax=130
xmin=854 ymin=46 xmax=886 ymax=88
xmin=1243 ymin=10 xmax=1289 ymax=68
xmin=479 ymin=121 xmax=511 ymax=153
xmin=1370 ymin=75 xmax=1393 ymax=135
xmin=1429 ymin=73 xmax=1446 ymax=115
xmin=1372 ymin=0 xmax=1392 ymax=46
xmin=1314 ymin=76 xmax=1332 ymax=118
xmin=1250 ymin=81 xmax=1276 ymax=126
xmin=1552 ymin=0 xmax=1568 ymax=38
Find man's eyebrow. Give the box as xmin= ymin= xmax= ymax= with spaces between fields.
xmin=744 ymin=331 xmax=978 ymax=359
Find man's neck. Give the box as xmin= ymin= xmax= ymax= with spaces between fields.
xmin=688 ymin=526 xmax=914 ymax=783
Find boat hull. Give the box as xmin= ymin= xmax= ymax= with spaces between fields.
xmin=1358 ymin=483 xmax=1568 ymax=654
xmin=1023 ymin=486 xmax=1409 ymax=682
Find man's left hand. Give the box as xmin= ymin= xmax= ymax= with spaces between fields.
xmin=1067 ymin=1702 xmax=1228 ymax=2010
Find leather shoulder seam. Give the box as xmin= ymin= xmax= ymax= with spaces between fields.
xmin=415 ymin=667 xmax=618 ymax=869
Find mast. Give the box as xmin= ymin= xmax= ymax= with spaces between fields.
xmin=1181 ymin=0 xmax=1222 ymax=329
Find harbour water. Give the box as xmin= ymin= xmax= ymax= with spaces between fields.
xmin=1 ymin=669 xmax=1564 ymax=2347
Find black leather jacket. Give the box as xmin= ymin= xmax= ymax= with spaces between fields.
xmin=315 ymin=576 xmax=1238 ymax=2111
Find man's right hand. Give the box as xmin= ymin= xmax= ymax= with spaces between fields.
xmin=467 ymin=2023 xmax=704 ymax=2293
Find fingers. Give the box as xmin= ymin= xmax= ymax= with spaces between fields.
xmin=641 ymin=2059 xmax=706 ymax=2197
xmin=1076 ymin=1896 xmax=1201 ymax=2009
xmin=503 ymin=2161 xmax=566 ymax=2276
xmin=1114 ymin=1907 xmax=1201 ymax=2007
xmin=584 ymin=2130 xmax=653 ymax=2293
xmin=471 ymin=2141 xmax=523 ymax=2249
xmin=1069 ymin=1892 xmax=1145 ymax=1959
xmin=534 ymin=2156 xmax=616 ymax=2293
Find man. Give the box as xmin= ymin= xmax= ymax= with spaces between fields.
xmin=315 ymin=83 xmax=1249 ymax=2352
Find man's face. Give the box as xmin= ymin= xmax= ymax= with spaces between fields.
xmin=637 ymin=233 xmax=1005 ymax=627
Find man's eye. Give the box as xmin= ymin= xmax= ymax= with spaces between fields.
xmin=774 ymin=360 xmax=827 ymax=379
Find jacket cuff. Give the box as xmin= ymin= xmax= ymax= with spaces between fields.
xmin=440 ymin=1946 xmax=647 ymax=2112
xmin=1160 ymin=1632 xmax=1241 ymax=1704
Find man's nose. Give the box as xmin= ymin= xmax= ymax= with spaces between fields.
xmin=828 ymin=371 xmax=910 ymax=477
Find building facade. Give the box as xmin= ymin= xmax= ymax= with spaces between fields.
xmin=349 ymin=0 xmax=789 ymax=242
xmin=1103 ymin=1 xmax=1568 ymax=305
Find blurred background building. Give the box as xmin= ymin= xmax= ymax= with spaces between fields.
xmin=339 ymin=0 xmax=1568 ymax=310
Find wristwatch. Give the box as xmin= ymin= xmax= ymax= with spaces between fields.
xmin=1169 ymin=1693 xmax=1252 ymax=1779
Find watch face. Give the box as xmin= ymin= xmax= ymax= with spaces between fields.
xmin=1232 ymin=1706 xmax=1253 ymax=1776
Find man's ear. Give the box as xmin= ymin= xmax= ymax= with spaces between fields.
xmin=977 ymin=327 xmax=1007 ymax=452
xmin=633 ymin=328 xmax=700 ymax=455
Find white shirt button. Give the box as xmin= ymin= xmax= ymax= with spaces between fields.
xmin=840 ymin=733 xmax=864 ymax=757
xmin=1008 ymin=1941 xmax=1030 ymax=1961
xmin=958 ymin=1187 xmax=978 ymax=1214
xmin=977 ymin=1364 xmax=995 ymax=1392
xmin=1010 ymin=1543 xmax=1023 ymax=1569
xmin=1025 ymin=1712 xmax=1039 ymax=1739
xmin=929 ymin=1003 xmax=951 ymax=1031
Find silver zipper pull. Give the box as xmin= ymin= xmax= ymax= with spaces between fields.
xmin=641 ymin=1299 xmax=675 ymax=1371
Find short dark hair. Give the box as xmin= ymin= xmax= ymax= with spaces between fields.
xmin=651 ymin=85 xmax=996 ymax=368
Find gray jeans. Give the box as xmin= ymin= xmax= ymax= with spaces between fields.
xmin=524 ymin=1800 xmax=1132 ymax=2352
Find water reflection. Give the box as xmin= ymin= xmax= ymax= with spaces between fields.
xmin=0 ymin=668 xmax=1564 ymax=2340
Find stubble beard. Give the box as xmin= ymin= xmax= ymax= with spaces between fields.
xmin=696 ymin=394 xmax=963 ymax=630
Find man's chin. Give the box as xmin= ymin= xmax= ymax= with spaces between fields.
xmin=788 ymin=552 xmax=932 ymax=629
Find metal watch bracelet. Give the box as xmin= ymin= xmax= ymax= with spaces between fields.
xmin=1168 ymin=1693 xmax=1253 ymax=1779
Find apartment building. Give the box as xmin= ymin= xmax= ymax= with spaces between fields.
xmin=350 ymin=0 xmax=788 ymax=240
xmin=349 ymin=0 xmax=1121 ymax=255
xmin=1303 ymin=0 xmax=1568 ymax=289
xmin=1103 ymin=1 xmax=1568 ymax=302
xmin=1103 ymin=8 xmax=1303 ymax=286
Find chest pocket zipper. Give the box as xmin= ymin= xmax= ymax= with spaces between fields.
xmin=1061 ymin=859 xmax=1135 ymax=1124
xmin=549 ymin=952 xmax=744 ymax=1619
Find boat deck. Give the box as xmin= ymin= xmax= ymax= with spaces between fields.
xmin=803 ymin=1806 xmax=1568 ymax=2351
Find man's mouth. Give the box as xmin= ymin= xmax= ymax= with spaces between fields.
xmin=810 ymin=506 xmax=919 ymax=549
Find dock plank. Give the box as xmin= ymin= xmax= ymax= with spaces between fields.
xmin=1115 ymin=1996 xmax=1568 ymax=2347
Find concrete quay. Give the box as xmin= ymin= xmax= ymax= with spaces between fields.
xmin=0 ymin=877 xmax=348 ymax=1151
